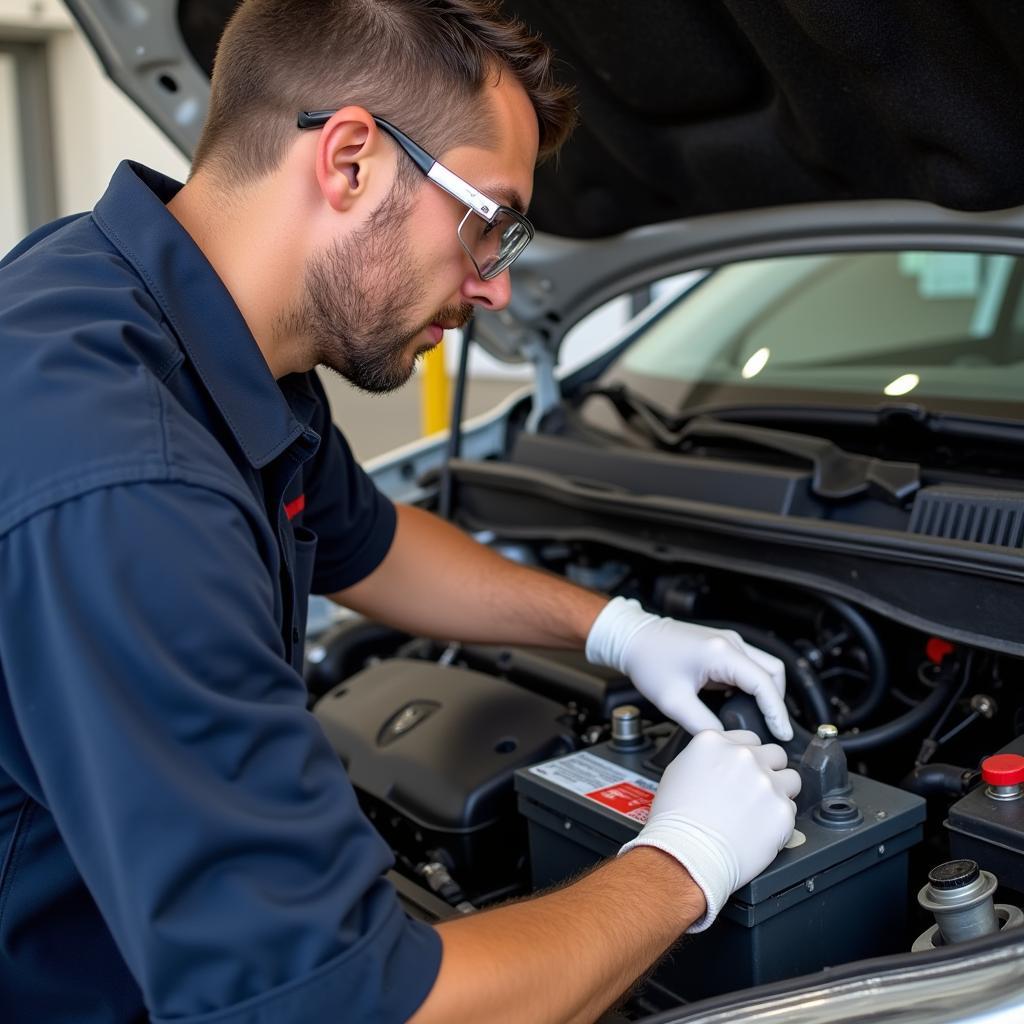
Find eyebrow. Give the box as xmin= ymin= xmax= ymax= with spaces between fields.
xmin=481 ymin=184 xmax=527 ymax=216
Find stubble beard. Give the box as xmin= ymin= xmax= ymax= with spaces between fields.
xmin=297 ymin=187 xmax=471 ymax=394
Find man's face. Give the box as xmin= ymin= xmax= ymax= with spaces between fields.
xmin=301 ymin=181 xmax=472 ymax=393
xmin=299 ymin=79 xmax=539 ymax=393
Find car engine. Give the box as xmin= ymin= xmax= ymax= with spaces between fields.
xmin=306 ymin=545 xmax=1024 ymax=1018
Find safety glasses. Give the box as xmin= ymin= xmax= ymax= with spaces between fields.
xmin=298 ymin=110 xmax=534 ymax=280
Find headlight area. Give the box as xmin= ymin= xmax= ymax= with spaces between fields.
xmin=305 ymin=545 xmax=1024 ymax=1019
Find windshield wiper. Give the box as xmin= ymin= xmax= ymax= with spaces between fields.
xmin=584 ymin=384 xmax=1024 ymax=451
xmin=679 ymin=416 xmax=920 ymax=504
xmin=583 ymin=383 xmax=688 ymax=448
xmin=581 ymin=384 xmax=921 ymax=504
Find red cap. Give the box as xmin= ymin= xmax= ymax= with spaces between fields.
xmin=926 ymin=637 xmax=955 ymax=665
xmin=982 ymin=754 xmax=1024 ymax=787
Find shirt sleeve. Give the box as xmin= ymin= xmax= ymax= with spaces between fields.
xmin=301 ymin=373 xmax=398 ymax=595
xmin=0 ymin=480 xmax=440 ymax=1024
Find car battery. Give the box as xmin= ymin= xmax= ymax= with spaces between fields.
xmin=514 ymin=734 xmax=926 ymax=1002
xmin=947 ymin=735 xmax=1024 ymax=895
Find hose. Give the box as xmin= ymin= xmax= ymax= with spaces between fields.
xmin=790 ymin=666 xmax=957 ymax=754
xmin=703 ymin=618 xmax=962 ymax=755
xmin=900 ymin=762 xmax=976 ymax=799
xmin=817 ymin=594 xmax=888 ymax=729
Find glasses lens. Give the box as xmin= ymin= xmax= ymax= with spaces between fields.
xmin=459 ymin=208 xmax=533 ymax=280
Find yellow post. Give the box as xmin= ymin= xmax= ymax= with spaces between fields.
xmin=420 ymin=337 xmax=451 ymax=436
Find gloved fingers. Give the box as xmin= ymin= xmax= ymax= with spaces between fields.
xmin=717 ymin=729 xmax=763 ymax=747
xmin=748 ymin=742 xmax=789 ymax=772
xmin=738 ymin=642 xmax=786 ymax=698
xmin=776 ymin=805 xmax=799 ymax=851
xmin=717 ymin=628 xmax=747 ymax=650
xmin=711 ymin=627 xmax=786 ymax=701
xmin=706 ymin=643 xmax=794 ymax=743
xmin=772 ymin=767 xmax=803 ymax=801
xmin=760 ymin=702 xmax=794 ymax=743
xmin=665 ymin=696 xmax=724 ymax=736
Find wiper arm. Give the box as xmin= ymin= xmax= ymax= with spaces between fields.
xmin=581 ymin=386 xmax=920 ymax=504
xmin=583 ymin=384 xmax=1024 ymax=486
xmin=679 ymin=416 xmax=920 ymax=504
xmin=588 ymin=384 xmax=1024 ymax=444
xmin=584 ymin=383 xmax=687 ymax=448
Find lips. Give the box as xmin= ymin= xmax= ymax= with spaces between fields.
xmin=423 ymin=305 xmax=473 ymax=345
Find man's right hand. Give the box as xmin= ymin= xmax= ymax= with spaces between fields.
xmin=411 ymin=730 xmax=800 ymax=1024
xmin=621 ymin=730 xmax=801 ymax=932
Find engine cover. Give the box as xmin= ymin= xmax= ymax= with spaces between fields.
xmin=314 ymin=659 xmax=574 ymax=896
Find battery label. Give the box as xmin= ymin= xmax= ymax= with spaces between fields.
xmin=529 ymin=751 xmax=658 ymax=823
xmin=586 ymin=782 xmax=655 ymax=822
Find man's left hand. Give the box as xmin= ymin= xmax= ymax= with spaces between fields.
xmin=586 ymin=597 xmax=793 ymax=741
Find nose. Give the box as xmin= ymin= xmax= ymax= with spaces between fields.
xmin=461 ymin=266 xmax=512 ymax=311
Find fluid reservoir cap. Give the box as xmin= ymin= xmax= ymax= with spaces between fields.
xmin=981 ymin=754 xmax=1024 ymax=787
xmin=928 ymin=859 xmax=981 ymax=891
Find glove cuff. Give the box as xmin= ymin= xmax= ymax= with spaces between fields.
xmin=585 ymin=596 xmax=659 ymax=673
xmin=619 ymin=814 xmax=740 ymax=933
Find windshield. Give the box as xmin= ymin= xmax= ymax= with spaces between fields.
xmin=603 ymin=250 xmax=1024 ymax=419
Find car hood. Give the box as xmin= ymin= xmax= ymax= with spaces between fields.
xmin=65 ymin=0 xmax=1024 ymax=359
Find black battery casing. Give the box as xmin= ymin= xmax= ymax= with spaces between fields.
xmin=515 ymin=740 xmax=925 ymax=1002
xmin=947 ymin=735 xmax=1024 ymax=894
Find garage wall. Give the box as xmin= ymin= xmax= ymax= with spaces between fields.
xmin=0 ymin=50 xmax=25 ymax=252
xmin=0 ymin=0 xmax=190 ymax=226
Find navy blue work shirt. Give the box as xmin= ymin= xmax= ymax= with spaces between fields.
xmin=0 ymin=162 xmax=441 ymax=1023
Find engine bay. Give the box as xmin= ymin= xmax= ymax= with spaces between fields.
xmin=306 ymin=543 xmax=1024 ymax=1019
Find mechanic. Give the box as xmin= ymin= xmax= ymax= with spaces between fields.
xmin=0 ymin=2 xmax=800 ymax=1022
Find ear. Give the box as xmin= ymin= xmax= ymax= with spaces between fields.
xmin=313 ymin=106 xmax=386 ymax=213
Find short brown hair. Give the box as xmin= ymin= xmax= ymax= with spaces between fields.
xmin=192 ymin=0 xmax=576 ymax=185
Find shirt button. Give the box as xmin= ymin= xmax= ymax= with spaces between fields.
xmin=292 ymin=626 xmax=300 ymax=644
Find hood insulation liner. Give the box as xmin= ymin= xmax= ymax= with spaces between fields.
xmin=179 ymin=0 xmax=1024 ymax=238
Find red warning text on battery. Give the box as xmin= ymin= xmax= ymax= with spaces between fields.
xmin=585 ymin=782 xmax=655 ymax=823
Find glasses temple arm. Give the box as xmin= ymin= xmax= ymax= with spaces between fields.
xmin=296 ymin=111 xmax=434 ymax=176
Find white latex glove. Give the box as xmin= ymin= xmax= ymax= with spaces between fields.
xmin=586 ymin=597 xmax=793 ymax=741
xmin=620 ymin=730 xmax=800 ymax=931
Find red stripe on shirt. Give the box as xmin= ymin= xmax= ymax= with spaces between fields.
xmin=284 ymin=494 xmax=306 ymax=520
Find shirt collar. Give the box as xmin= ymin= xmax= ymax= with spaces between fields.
xmin=92 ymin=161 xmax=305 ymax=469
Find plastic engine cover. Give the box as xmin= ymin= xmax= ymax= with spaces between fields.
xmin=314 ymin=659 xmax=574 ymax=836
